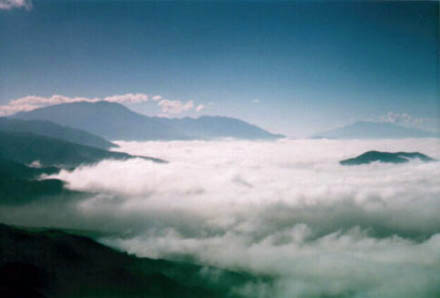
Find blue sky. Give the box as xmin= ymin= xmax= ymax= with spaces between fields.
xmin=0 ymin=0 xmax=438 ymax=136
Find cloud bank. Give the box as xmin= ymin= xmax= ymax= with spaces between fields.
xmin=1 ymin=138 xmax=439 ymax=297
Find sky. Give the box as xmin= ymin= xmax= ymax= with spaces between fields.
xmin=0 ymin=0 xmax=439 ymax=136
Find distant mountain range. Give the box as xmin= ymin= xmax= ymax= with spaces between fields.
xmin=0 ymin=131 xmax=164 ymax=168
xmin=340 ymin=151 xmax=435 ymax=165
xmin=0 ymin=118 xmax=116 ymax=150
xmin=313 ymin=121 xmax=439 ymax=139
xmin=0 ymin=224 xmax=257 ymax=298
xmin=13 ymin=101 xmax=284 ymax=141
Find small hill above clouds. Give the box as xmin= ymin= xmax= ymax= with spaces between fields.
xmin=340 ymin=151 xmax=435 ymax=165
xmin=0 ymin=118 xmax=116 ymax=150
xmin=13 ymin=101 xmax=283 ymax=141
xmin=312 ymin=121 xmax=439 ymax=139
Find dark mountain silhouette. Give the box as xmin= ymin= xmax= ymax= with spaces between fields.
xmin=0 ymin=118 xmax=116 ymax=150
xmin=313 ymin=121 xmax=438 ymax=139
xmin=0 ymin=224 xmax=261 ymax=298
xmin=13 ymin=101 xmax=283 ymax=140
xmin=0 ymin=131 xmax=164 ymax=168
xmin=340 ymin=151 xmax=435 ymax=165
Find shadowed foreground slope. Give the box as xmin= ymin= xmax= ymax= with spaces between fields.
xmin=0 ymin=224 xmax=261 ymax=298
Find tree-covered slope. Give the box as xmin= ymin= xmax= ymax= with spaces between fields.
xmin=0 ymin=224 xmax=262 ymax=298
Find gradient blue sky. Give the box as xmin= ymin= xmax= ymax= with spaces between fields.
xmin=0 ymin=0 xmax=438 ymax=136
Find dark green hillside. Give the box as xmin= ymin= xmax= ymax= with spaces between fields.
xmin=0 ymin=158 xmax=68 ymax=205
xmin=0 ymin=131 xmax=164 ymax=168
xmin=0 ymin=158 xmax=58 ymax=180
xmin=0 ymin=224 xmax=262 ymax=298
xmin=0 ymin=178 xmax=66 ymax=205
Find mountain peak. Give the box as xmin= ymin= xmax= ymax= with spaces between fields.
xmin=13 ymin=101 xmax=282 ymax=141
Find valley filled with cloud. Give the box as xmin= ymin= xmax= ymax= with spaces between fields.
xmin=1 ymin=138 xmax=439 ymax=297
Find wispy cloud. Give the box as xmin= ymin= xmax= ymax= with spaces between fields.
xmin=104 ymin=93 xmax=149 ymax=104
xmin=379 ymin=112 xmax=439 ymax=133
xmin=0 ymin=94 xmax=148 ymax=116
xmin=158 ymin=99 xmax=194 ymax=114
xmin=196 ymin=104 xmax=205 ymax=112
xmin=0 ymin=95 xmax=100 ymax=116
xmin=0 ymin=93 xmax=206 ymax=116
xmin=381 ymin=112 xmax=417 ymax=125
xmin=0 ymin=0 xmax=32 ymax=10
xmin=252 ymin=99 xmax=260 ymax=104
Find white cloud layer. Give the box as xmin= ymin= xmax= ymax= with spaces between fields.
xmin=0 ymin=0 xmax=31 ymax=10
xmin=1 ymin=138 xmax=439 ymax=297
xmin=55 ymin=139 xmax=440 ymax=296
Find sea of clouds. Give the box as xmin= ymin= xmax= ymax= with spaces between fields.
xmin=2 ymin=138 xmax=440 ymax=297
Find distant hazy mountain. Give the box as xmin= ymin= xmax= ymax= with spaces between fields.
xmin=0 ymin=118 xmax=116 ymax=150
xmin=340 ymin=151 xmax=435 ymax=165
xmin=0 ymin=224 xmax=255 ymax=298
xmin=13 ymin=101 xmax=283 ymax=140
xmin=313 ymin=121 xmax=438 ymax=139
xmin=157 ymin=116 xmax=284 ymax=139
xmin=0 ymin=131 xmax=163 ymax=168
